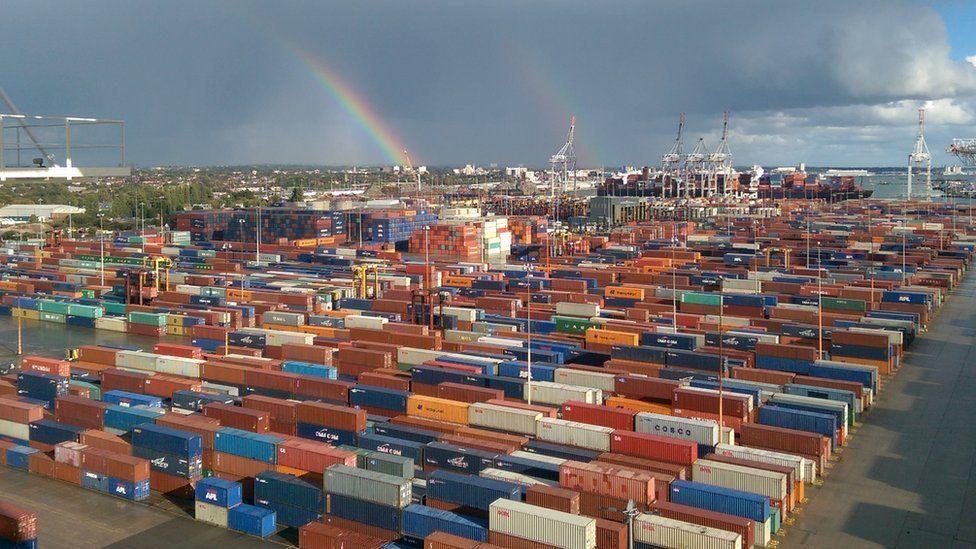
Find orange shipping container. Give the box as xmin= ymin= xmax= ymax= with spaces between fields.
xmin=585 ymin=328 xmax=640 ymax=347
xmin=405 ymin=395 xmax=470 ymax=425
xmin=605 ymin=286 xmax=645 ymax=300
xmin=605 ymin=396 xmax=673 ymax=415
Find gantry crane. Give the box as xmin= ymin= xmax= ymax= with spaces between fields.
xmin=908 ymin=108 xmax=932 ymax=200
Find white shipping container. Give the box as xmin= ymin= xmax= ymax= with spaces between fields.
xmin=489 ymin=499 xmax=596 ymax=549
xmin=441 ymin=306 xmax=480 ymax=323
xmin=54 ymin=441 xmax=87 ymax=467
xmin=443 ymin=330 xmax=482 ymax=344
xmin=0 ymin=419 xmax=29 ymax=441
xmin=94 ymin=316 xmax=127 ymax=332
xmin=155 ymin=356 xmax=204 ymax=378
xmin=555 ymin=302 xmax=600 ymax=318
xmin=509 ymin=450 xmax=566 ymax=467
xmin=537 ymin=418 xmax=612 ymax=452
xmin=635 ymin=412 xmax=719 ymax=446
xmin=175 ymin=284 xmax=203 ymax=295
xmin=480 ymin=468 xmax=556 ymax=488
xmin=528 ymin=381 xmax=601 ymax=406
xmin=114 ymin=350 xmax=159 ymax=371
xmin=554 ymin=368 xmax=616 ymax=394
xmin=194 ymin=501 xmax=229 ymax=528
xmin=468 ymin=403 xmax=541 ymax=436
xmin=714 ymin=442 xmax=815 ymax=484
xmin=633 ymin=513 xmax=741 ymax=549
xmin=693 ymin=459 xmax=788 ymax=502
xmin=343 ymin=315 xmax=388 ymax=330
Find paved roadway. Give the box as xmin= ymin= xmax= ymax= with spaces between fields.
xmin=786 ymin=270 xmax=976 ymax=548
xmin=0 ymin=468 xmax=279 ymax=548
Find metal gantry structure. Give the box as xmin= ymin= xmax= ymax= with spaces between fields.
xmin=549 ymin=116 xmax=577 ymax=196
xmin=907 ymin=107 xmax=932 ymax=200
xmin=708 ymin=111 xmax=734 ymax=197
xmin=661 ymin=113 xmax=685 ymax=199
xmin=947 ymin=138 xmax=976 ymax=167
xmin=683 ymin=137 xmax=709 ymax=198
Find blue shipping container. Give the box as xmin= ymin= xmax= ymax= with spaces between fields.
xmin=426 ymin=470 xmax=521 ymax=511
xmin=196 ymin=477 xmax=244 ymax=508
xmin=228 ymin=504 xmax=277 ymax=538
xmin=214 ymin=428 xmax=283 ymax=464
xmin=401 ymin=504 xmax=488 ymax=541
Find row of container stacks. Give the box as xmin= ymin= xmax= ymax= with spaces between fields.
xmin=0 ymin=199 xmax=972 ymax=548
xmin=0 ymin=500 xmax=37 ymax=548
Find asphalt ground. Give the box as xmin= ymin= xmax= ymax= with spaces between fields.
xmin=784 ymin=269 xmax=976 ymax=548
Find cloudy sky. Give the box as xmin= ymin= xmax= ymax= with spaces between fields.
xmin=2 ymin=0 xmax=976 ymax=168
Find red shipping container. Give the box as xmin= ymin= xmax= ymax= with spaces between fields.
xmin=77 ymin=345 xmax=118 ymax=365
xmin=731 ymin=367 xmax=796 ymax=385
xmin=424 ymin=531 xmax=483 ymax=549
xmin=358 ymin=371 xmax=411 ymax=392
xmin=244 ymin=369 xmax=301 ymax=394
xmin=559 ymin=460 xmax=656 ymax=506
xmin=200 ymin=362 xmax=248 ymax=386
xmin=276 ymin=438 xmax=357 ymax=473
xmin=0 ymin=396 xmax=44 ymax=423
xmin=281 ymin=343 xmax=334 ymax=365
xmin=54 ymin=460 xmax=82 ymax=484
xmin=20 ymin=355 xmax=71 ymax=377
xmin=609 ymin=430 xmax=697 ymax=466
xmin=295 ymin=377 xmax=353 ymax=403
xmin=203 ymin=403 xmax=270 ymax=433
xmin=28 ymin=451 xmax=56 ymax=477
xmin=488 ymin=531 xmax=551 ymax=549
xmin=579 ymin=492 xmax=638 ymax=523
xmin=80 ymin=429 xmax=132 ymax=455
xmin=439 ymin=434 xmax=519 ymax=455
xmin=153 ymin=343 xmax=204 ymax=359
xmin=525 ymin=484 xmax=580 ymax=514
xmin=0 ymin=501 xmax=38 ymax=542
xmin=150 ymin=470 xmax=199 ymax=499
xmin=296 ymin=401 xmax=366 ymax=432
xmin=671 ymin=387 xmax=750 ymax=425
xmin=242 ymin=394 xmax=299 ymax=423
xmin=739 ymin=423 xmax=827 ymax=470
xmin=127 ymin=323 xmax=162 ymax=337
xmin=453 ymin=426 xmax=528 ymax=449
xmin=100 ymin=368 xmax=149 ymax=394
xmin=611 ymin=374 xmax=679 ymax=402
xmin=144 ymin=375 xmax=202 ymax=399
xmin=54 ymin=395 xmax=109 ymax=429
xmin=212 ymin=451 xmax=271 ymax=477
xmin=562 ymin=401 xmax=636 ymax=431
xmin=649 ymin=500 xmax=754 ymax=548
xmin=596 ymin=518 xmax=627 ymax=549
xmin=298 ymin=522 xmax=385 ymax=549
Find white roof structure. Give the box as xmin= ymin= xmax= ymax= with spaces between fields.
xmin=0 ymin=204 xmax=85 ymax=219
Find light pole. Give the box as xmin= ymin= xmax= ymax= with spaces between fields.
xmin=423 ymin=225 xmax=431 ymax=290
xmin=139 ymin=201 xmax=146 ymax=253
xmin=98 ymin=213 xmax=105 ymax=287
xmin=525 ymin=264 xmax=533 ymax=405
xmin=255 ymin=206 xmax=261 ymax=265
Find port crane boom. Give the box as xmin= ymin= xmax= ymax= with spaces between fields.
xmin=907 ymin=108 xmax=932 ymax=200
xmin=948 ymin=139 xmax=976 ymax=167
xmin=549 ymin=116 xmax=577 ymax=196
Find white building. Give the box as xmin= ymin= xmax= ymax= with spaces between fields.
xmin=0 ymin=204 xmax=85 ymax=222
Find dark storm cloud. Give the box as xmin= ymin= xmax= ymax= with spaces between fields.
xmin=2 ymin=0 xmax=973 ymax=166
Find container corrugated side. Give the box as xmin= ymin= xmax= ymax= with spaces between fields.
xmin=528 ymin=381 xmax=601 ymax=406
xmin=537 ymin=418 xmax=612 ymax=452
xmin=633 ymin=513 xmax=741 ymax=549
xmin=195 ymin=500 xmax=230 ymax=528
xmin=489 ymin=499 xmax=596 ymax=549
xmin=693 ymin=458 xmax=788 ymax=502
xmin=635 ymin=412 xmax=719 ymax=447
xmin=323 ymin=464 xmax=411 ymax=508
xmin=468 ymin=402 xmax=541 ymax=436
xmin=714 ymin=443 xmax=814 ymax=484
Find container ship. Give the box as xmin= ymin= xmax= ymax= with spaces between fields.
xmin=0 ymin=197 xmax=971 ymax=549
xmin=599 ymin=167 xmax=873 ymax=200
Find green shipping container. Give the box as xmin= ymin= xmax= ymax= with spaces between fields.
xmin=38 ymin=300 xmax=70 ymax=315
xmin=81 ymin=289 xmax=96 ymax=299
xmin=67 ymin=304 xmax=103 ymax=319
xmin=681 ymin=292 xmax=723 ymax=307
xmin=103 ymin=302 xmax=128 ymax=316
xmin=822 ymin=297 xmax=866 ymax=312
xmin=39 ymin=312 xmax=67 ymax=323
xmin=128 ymin=311 xmax=167 ymax=326
xmin=69 ymin=380 xmax=102 ymax=400
xmin=554 ymin=315 xmax=601 ymax=335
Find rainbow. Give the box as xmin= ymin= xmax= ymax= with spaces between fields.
xmin=232 ymin=7 xmax=410 ymax=165
xmin=290 ymin=47 xmax=409 ymax=165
